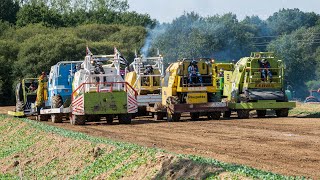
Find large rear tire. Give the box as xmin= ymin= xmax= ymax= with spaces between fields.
xmin=16 ymin=101 xmax=24 ymax=112
xmin=256 ymin=110 xmax=266 ymax=118
xmin=70 ymin=115 xmax=86 ymax=125
xmin=52 ymin=95 xmax=63 ymax=108
xmin=276 ymin=109 xmax=289 ymax=117
xmin=118 ymin=114 xmax=132 ymax=124
xmin=51 ymin=95 xmax=63 ymax=123
xmin=237 ymin=110 xmax=250 ymax=119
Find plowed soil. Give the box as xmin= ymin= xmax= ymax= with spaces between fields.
xmin=1 ymin=106 xmax=320 ymax=178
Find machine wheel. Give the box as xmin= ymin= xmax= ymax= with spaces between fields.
xmin=106 ymin=115 xmax=114 ymax=124
xmin=118 ymin=114 xmax=132 ymax=124
xmin=190 ymin=112 xmax=200 ymax=121
xmin=276 ymin=109 xmax=289 ymax=117
xmin=70 ymin=115 xmax=86 ymax=125
xmin=208 ymin=112 xmax=221 ymax=120
xmin=154 ymin=112 xmax=165 ymax=120
xmin=87 ymin=115 xmax=100 ymax=122
xmin=223 ymin=111 xmax=231 ymax=118
xmin=237 ymin=110 xmax=250 ymax=119
xmin=52 ymin=95 xmax=63 ymax=108
xmin=304 ymin=97 xmax=318 ymax=103
xmin=37 ymin=114 xmax=49 ymax=121
xmin=50 ymin=95 xmax=64 ymax=123
xmin=256 ymin=110 xmax=267 ymax=118
xmin=51 ymin=114 xmax=63 ymax=123
xmin=167 ymin=112 xmax=181 ymax=122
xmin=138 ymin=107 xmax=147 ymax=116
xmin=16 ymin=101 xmax=24 ymax=112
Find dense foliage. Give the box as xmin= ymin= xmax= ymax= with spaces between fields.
xmin=0 ymin=0 xmax=320 ymax=104
xmin=147 ymin=9 xmax=320 ymax=99
xmin=0 ymin=0 xmax=150 ymax=105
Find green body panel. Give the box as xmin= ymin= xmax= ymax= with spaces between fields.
xmin=223 ymin=52 xmax=285 ymax=102
xmin=228 ymin=101 xmax=296 ymax=110
xmin=83 ymin=91 xmax=127 ymax=114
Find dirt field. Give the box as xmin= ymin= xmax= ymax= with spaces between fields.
xmin=1 ymin=105 xmax=320 ymax=178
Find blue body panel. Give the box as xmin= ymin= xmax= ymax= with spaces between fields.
xmin=46 ymin=61 xmax=81 ymax=107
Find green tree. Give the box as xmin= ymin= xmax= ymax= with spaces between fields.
xmin=0 ymin=40 xmax=19 ymax=105
xmin=268 ymin=27 xmax=320 ymax=98
xmin=0 ymin=0 xmax=20 ymax=24
xmin=16 ymin=2 xmax=63 ymax=27
xmin=15 ymin=33 xmax=86 ymax=77
xmin=267 ymin=8 xmax=320 ymax=35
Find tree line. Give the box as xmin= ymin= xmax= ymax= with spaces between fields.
xmin=147 ymin=9 xmax=320 ymax=99
xmin=0 ymin=0 xmax=319 ymax=104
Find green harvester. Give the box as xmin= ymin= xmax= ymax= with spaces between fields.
xmin=223 ymin=52 xmax=296 ymax=118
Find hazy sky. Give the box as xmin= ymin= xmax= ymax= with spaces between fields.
xmin=127 ymin=0 xmax=320 ymax=23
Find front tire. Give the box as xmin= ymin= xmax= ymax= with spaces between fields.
xmin=276 ymin=109 xmax=289 ymax=117
xmin=167 ymin=112 xmax=181 ymax=122
xmin=256 ymin=110 xmax=266 ymax=118
xmin=16 ymin=101 xmax=24 ymax=112
xmin=223 ymin=111 xmax=231 ymax=118
xmin=190 ymin=112 xmax=200 ymax=121
xmin=51 ymin=114 xmax=63 ymax=123
xmin=208 ymin=112 xmax=221 ymax=120
xmin=106 ymin=115 xmax=114 ymax=124
xmin=237 ymin=110 xmax=250 ymax=119
xmin=154 ymin=112 xmax=165 ymax=120
xmin=70 ymin=115 xmax=86 ymax=125
xmin=118 ymin=114 xmax=132 ymax=124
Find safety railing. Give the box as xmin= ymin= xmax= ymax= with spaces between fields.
xmin=246 ymin=67 xmax=283 ymax=83
xmin=180 ymin=75 xmax=213 ymax=87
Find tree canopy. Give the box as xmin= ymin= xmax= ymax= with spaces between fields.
xmin=1 ymin=2 xmax=320 ymax=104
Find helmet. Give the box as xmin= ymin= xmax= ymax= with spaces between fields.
xmin=191 ymin=60 xmax=197 ymax=65
xmin=96 ymin=62 xmax=103 ymax=66
xmin=261 ymin=59 xmax=267 ymax=63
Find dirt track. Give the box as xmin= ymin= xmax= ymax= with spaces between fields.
xmin=1 ymin=106 xmax=320 ymax=178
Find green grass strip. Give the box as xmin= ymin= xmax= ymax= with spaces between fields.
xmin=181 ymin=154 xmax=306 ymax=180
xmin=71 ymin=148 xmax=135 ymax=179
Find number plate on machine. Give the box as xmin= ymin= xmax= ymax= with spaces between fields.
xmin=186 ymin=93 xmax=207 ymax=104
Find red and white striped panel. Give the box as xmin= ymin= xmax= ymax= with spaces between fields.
xmin=127 ymin=94 xmax=138 ymax=113
xmin=72 ymin=94 xmax=85 ymax=115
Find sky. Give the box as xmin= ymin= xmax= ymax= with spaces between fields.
xmin=127 ymin=0 xmax=320 ymax=23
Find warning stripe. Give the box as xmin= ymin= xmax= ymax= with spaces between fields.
xmin=72 ymin=96 xmax=83 ymax=105
xmin=128 ymin=96 xmax=137 ymax=104
xmin=128 ymin=98 xmax=136 ymax=105
xmin=128 ymin=95 xmax=136 ymax=102
xmin=73 ymin=100 xmax=83 ymax=107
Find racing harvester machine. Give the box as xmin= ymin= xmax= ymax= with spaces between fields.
xmin=8 ymin=78 xmax=39 ymax=117
xmin=38 ymin=61 xmax=83 ymax=122
xmin=125 ymin=55 xmax=164 ymax=119
xmin=161 ymin=58 xmax=228 ymax=121
xmin=223 ymin=52 xmax=296 ymax=118
xmin=70 ymin=49 xmax=138 ymax=125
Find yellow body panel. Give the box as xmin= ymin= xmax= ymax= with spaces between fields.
xmin=7 ymin=111 xmax=24 ymax=117
xmin=186 ymin=93 xmax=207 ymax=104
